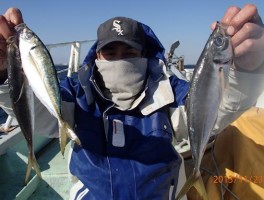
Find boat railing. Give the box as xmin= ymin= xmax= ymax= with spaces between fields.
xmin=46 ymin=39 xmax=96 ymax=77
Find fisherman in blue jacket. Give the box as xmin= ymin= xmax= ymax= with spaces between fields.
xmin=61 ymin=16 xmax=190 ymax=200
xmin=0 ymin=4 xmax=264 ymax=200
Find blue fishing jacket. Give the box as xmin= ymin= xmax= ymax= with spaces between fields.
xmin=60 ymin=22 xmax=190 ymax=200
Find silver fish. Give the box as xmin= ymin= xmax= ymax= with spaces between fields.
xmin=7 ymin=35 xmax=42 ymax=185
xmin=175 ymin=22 xmax=233 ymax=200
xmin=15 ymin=23 xmax=81 ymax=156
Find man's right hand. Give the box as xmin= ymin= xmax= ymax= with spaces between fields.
xmin=0 ymin=8 xmax=24 ymax=83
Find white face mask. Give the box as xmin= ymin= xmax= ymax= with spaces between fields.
xmin=95 ymin=57 xmax=148 ymax=110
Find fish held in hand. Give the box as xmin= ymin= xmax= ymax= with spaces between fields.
xmin=175 ymin=22 xmax=233 ymax=200
xmin=15 ymin=23 xmax=81 ymax=156
xmin=7 ymin=35 xmax=42 ymax=185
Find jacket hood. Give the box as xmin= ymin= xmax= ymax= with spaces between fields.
xmin=82 ymin=21 xmax=166 ymax=67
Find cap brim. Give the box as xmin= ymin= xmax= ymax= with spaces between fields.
xmin=96 ymin=38 xmax=143 ymax=52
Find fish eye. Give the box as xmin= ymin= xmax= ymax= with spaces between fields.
xmin=214 ymin=34 xmax=225 ymax=47
xmin=25 ymin=31 xmax=34 ymax=40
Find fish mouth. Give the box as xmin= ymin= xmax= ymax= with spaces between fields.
xmin=30 ymin=45 xmax=37 ymax=51
xmin=213 ymin=58 xmax=232 ymax=65
xmin=216 ymin=21 xmax=228 ymax=31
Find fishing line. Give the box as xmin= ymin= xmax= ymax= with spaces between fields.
xmin=210 ymin=135 xmax=240 ymax=200
xmin=210 ymin=135 xmax=224 ymax=200
xmin=184 ymin=157 xmax=240 ymax=200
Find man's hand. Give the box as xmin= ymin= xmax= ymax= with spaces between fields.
xmin=212 ymin=4 xmax=264 ymax=71
xmin=0 ymin=8 xmax=23 ymax=82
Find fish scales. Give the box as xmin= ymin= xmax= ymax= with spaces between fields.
xmin=175 ymin=22 xmax=233 ymax=200
xmin=15 ymin=23 xmax=80 ymax=155
xmin=7 ymin=35 xmax=42 ymax=185
xmin=28 ymin=37 xmax=61 ymax=116
xmin=188 ymin=55 xmax=223 ymax=168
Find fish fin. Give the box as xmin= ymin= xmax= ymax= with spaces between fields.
xmin=175 ymin=173 xmax=198 ymax=200
xmin=24 ymin=152 xmax=42 ymax=185
xmin=14 ymin=80 xmax=25 ymax=104
xmin=31 ymin=154 xmax=42 ymax=179
xmin=184 ymin=93 xmax=190 ymax=112
xmin=219 ymin=67 xmax=225 ymax=95
xmin=58 ymin=120 xmax=81 ymax=156
xmin=218 ymin=66 xmax=230 ymax=108
xmin=219 ymin=66 xmax=230 ymax=94
xmin=193 ymin=175 xmax=208 ymax=200
xmin=58 ymin=120 xmax=68 ymax=156
xmin=175 ymin=172 xmax=208 ymax=200
xmin=24 ymin=154 xmax=32 ymax=185
xmin=65 ymin=123 xmax=81 ymax=146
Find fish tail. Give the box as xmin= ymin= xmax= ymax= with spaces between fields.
xmin=24 ymin=156 xmax=32 ymax=185
xmin=193 ymin=175 xmax=208 ymax=200
xmin=31 ymin=154 xmax=42 ymax=179
xmin=24 ymin=151 xmax=42 ymax=185
xmin=58 ymin=119 xmax=81 ymax=156
xmin=58 ymin=120 xmax=68 ymax=156
xmin=175 ymin=172 xmax=208 ymax=200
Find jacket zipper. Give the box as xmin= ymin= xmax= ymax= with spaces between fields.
xmin=90 ymin=76 xmax=115 ymax=141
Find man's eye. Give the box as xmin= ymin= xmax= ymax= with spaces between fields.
xmin=105 ymin=52 xmax=115 ymax=56
xmin=126 ymin=50 xmax=140 ymax=56
xmin=127 ymin=52 xmax=136 ymax=55
xmin=125 ymin=53 xmax=134 ymax=57
xmin=100 ymin=52 xmax=115 ymax=59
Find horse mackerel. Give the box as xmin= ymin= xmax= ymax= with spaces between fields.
xmin=175 ymin=22 xmax=233 ymax=200
xmin=15 ymin=23 xmax=81 ymax=156
xmin=7 ymin=35 xmax=42 ymax=185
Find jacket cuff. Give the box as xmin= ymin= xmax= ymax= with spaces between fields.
xmin=223 ymin=68 xmax=264 ymax=111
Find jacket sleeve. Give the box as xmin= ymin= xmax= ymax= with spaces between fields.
xmin=169 ymin=66 xmax=264 ymax=144
xmin=167 ymin=73 xmax=189 ymax=146
xmin=212 ymin=68 xmax=264 ymax=135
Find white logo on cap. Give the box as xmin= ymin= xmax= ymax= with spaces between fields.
xmin=112 ymin=20 xmax=124 ymax=35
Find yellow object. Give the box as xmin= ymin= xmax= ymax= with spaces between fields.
xmin=186 ymin=107 xmax=264 ymax=200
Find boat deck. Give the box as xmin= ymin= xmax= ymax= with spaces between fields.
xmin=0 ymin=126 xmax=72 ymax=200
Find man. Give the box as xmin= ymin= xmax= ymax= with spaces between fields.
xmin=0 ymin=4 xmax=263 ymax=200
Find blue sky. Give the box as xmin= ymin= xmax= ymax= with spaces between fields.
xmin=1 ymin=0 xmax=263 ymax=64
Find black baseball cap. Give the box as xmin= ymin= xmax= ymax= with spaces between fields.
xmin=96 ymin=17 xmax=145 ymax=52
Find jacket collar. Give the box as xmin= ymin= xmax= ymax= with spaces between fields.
xmin=139 ymin=59 xmax=174 ymax=115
